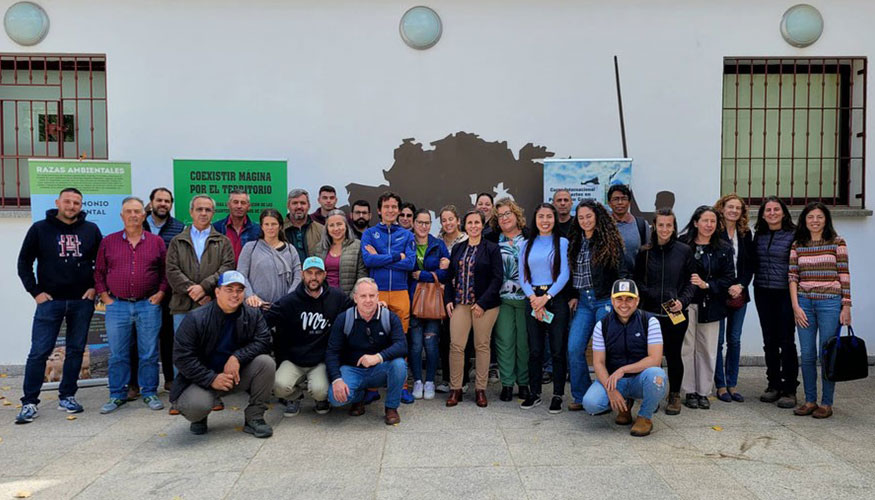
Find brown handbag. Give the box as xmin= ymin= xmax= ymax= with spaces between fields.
xmin=412 ymin=272 xmax=446 ymax=320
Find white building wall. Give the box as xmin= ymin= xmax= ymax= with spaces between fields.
xmin=0 ymin=0 xmax=873 ymax=364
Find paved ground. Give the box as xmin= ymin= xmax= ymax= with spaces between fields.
xmin=0 ymin=367 xmax=873 ymax=499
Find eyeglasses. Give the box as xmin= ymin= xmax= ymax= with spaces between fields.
xmin=496 ymin=211 xmax=514 ymax=219
xmin=609 ymin=196 xmax=629 ymax=203
xmin=414 ymin=220 xmax=431 ymax=226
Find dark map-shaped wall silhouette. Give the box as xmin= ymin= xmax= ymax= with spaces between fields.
xmin=345 ymin=131 xmax=673 ymax=222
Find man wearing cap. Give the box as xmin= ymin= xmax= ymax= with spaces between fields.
xmin=326 ymin=277 xmax=408 ymax=425
xmin=170 ymin=270 xmax=275 ymax=438
xmin=582 ymin=279 xmax=666 ymax=437
xmin=264 ymin=257 xmax=352 ymax=416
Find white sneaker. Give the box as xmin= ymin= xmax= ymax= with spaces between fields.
xmin=412 ymin=380 xmax=424 ymax=399
xmin=423 ymin=382 xmax=436 ymax=400
xmin=435 ymin=382 xmax=450 ymax=393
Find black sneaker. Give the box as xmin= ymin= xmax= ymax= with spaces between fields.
xmin=684 ymin=393 xmax=699 ymax=409
xmin=499 ymin=386 xmax=514 ymax=402
xmin=548 ymin=396 xmax=563 ymax=414
xmin=243 ymin=418 xmax=273 ymax=438
xmin=314 ymin=400 xmax=331 ymax=415
xmin=697 ymin=395 xmax=710 ymax=409
xmin=190 ymin=417 xmax=208 ymax=435
xmin=541 ymin=372 xmax=553 ymax=385
xmin=517 ymin=386 xmax=531 ymax=401
xmin=520 ymin=394 xmax=542 ymax=410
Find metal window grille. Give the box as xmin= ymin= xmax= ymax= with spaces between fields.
xmin=721 ymin=57 xmax=866 ymax=208
xmin=0 ymin=54 xmax=108 ymax=208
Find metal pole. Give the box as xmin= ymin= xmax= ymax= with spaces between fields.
xmin=614 ymin=55 xmax=629 ymax=158
xmin=41 ymin=378 xmax=108 ymax=391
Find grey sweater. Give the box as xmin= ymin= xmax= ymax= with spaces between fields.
xmin=237 ymin=239 xmax=302 ymax=304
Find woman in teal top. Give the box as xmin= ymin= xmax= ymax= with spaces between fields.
xmin=493 ymin=198 xmax=531 ymax=402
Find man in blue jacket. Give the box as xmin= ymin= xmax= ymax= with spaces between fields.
xmin=16 ymin=188 xmax=103 ymax=424
xmin=326 ymin=278 xmax=408 ymax=425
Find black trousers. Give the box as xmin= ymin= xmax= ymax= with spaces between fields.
xmin=754 ymin=287 xmax=799 ymax=394
xmin=526 ymin=299 xmax=570 ymax=397
xmin=657 ymin=314 xmax=689 ymax=394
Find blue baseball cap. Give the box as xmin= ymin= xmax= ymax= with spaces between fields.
xmin=218 ymin=270 xmax=247 ymax=288
xmin=302 ymin=256 xmax=325 ymax=271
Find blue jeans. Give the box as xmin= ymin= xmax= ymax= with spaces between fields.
xmin=172 ymin=313 xmax=187 ymax=332
xmin=409 ymin=318 xmax=440 ymax=383
xmin=568 ymin=289 xmax=612 ymax=403
xmin=22 ymin=299 xmax=95 ymax=405
xmin=715 ymin=303 xmax=747 ymax=389
xmin=582 ymin=366 xmax=667 ymax=419
xmin=328 ymin=358 xmax=407 ymax=409
xmin=797 ymin=296 xmax=842 ymax=406
xmin=106 ymin=299 xmax=162 ymax=399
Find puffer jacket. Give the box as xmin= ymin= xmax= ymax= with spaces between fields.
xmin=319 ymin=237 xmax=368 ymax=296
xmin=753 ymin=229 xmax=794 ymax=290
xmin=165 ymin=226 xmax=236 ymax=314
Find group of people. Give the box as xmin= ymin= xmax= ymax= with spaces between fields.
xmin=15 ymin=182 xmax=853 ymax=438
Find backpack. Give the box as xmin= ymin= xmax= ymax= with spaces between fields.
xmin=635 ymin=216 xmax=647 ymax=246
xmin=341 ymin=306 xmax=392 ymax=336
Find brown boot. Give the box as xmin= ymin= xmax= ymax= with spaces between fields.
xmin=665 ymin=392 xmax=682 ymax=415
xmin=615 ymin=407 xmax=633 ymax=425
xmin=475 ymin=389 xmax=488 ymax=408
xmin=348 ymin=402 xmax=366 ymax=417
xmin=812 ymin=405 xmax=833 ymax=419
xmin=384 ymin=407 xmax=400 ymax=425
xmin=630 ymin=416 xmax=653 ymax=437
xmin=446 ymin=389 xmax=463 ymax=407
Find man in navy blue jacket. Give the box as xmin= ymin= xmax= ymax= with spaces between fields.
xmin=326 ymin=278 xmax=408 ymax=425
xmin=16 ymin=188 xmax=103 ymax=424
xmin=212 ymin=189 xmax=260 ymax=265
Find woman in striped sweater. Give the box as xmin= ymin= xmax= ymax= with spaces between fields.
xmin=789 ymin=202 xmax=852 ymax=419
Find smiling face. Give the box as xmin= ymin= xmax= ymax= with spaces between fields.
xmin=611 ymin=294 xmax=639 ymax=321
xmin=608 ymin=190 xmax=630 ymax=216
xmin=465 ymin=213 xmax=483 ymax=239
xmin=535 ymin=207 xmax=555 ymax=235
xmin=655 ymin=214 xmax=675 ymax=244
xmin=413 ymin=212 xmax=431 ymax=239
xmin=476 ymin=195 xmax=494 ymax=221
xmin=440 ymin=210 xmax=459 ymax=235
xmin=227 ymin=193 xmax=250 ymax=219
xmin=326 ymin=214 xmax=347 ymax=242
xmin=216 ymin=283 xmax=245 ymax=311
xmin=576 ymin=206 xmax=596 ymax=234
xmin=722 ymin=198 xmax=742 ymax=224
xmin=763 ymin=201 xmax=783 ymax=229
xmin=120 ymin=199 xmax=145 ymax=231
xmin=805 ymin=208 xmax=826 ymax=236
xmin=399 ymin=207 xmax=414 ymax=229
xmin=303 ymin=266 xmax=326 ymax=292
xmin=496 ymin=205 xmax=518 ymax=234
xmin=379 ymin=197 xmax=399 ymax=225
xmin=150 ymin=189 xmax=173 ymax=218
xmin=695 ymin=210 xmax=718 ymax=240
xmin=55 ymin=191 xmax=83 ymax=222
xmin=354 ymin=281 xmax=379 ymax=317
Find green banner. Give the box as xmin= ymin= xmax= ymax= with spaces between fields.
xmin=173 ymin=159 xmax=288 ymax=224
xmin=28 ymin=160 xmax=131 ymax=195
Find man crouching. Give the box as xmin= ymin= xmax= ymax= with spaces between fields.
xmin=582 ymin=279 xmax=666 ymax=437
xmin=326 ymin=278 xmax=407 ymax=425
xmin=171 ymin=270 xmax=275 ymax=437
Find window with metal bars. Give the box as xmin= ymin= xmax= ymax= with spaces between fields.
xmin=0 ymin=54 xmax=108 ymax=208
xmin=721 ymin=57 xmax=866 ymax=208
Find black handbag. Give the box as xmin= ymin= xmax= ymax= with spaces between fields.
xmin=821 ymin=325 xmax=869 ymax=382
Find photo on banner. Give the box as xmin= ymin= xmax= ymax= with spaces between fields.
xmin=542 ymin=158 xmax=633 ymax=206
xmin=172 ymin=159 xmax=288 ymax=224
xmin=28 ymin=159 xmax=133 ymax=380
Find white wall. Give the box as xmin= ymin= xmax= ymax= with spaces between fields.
xmin=1 ymin=0 xmax=873 ymax=363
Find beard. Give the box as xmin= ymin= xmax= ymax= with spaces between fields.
xmin=352 ymin=218 xmax=369 ymax=230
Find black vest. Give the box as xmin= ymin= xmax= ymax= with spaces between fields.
xmin=601 ymin=310 xmax=652 ymax=377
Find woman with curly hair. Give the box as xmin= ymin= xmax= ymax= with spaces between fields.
xmin=678 ymin=206 xmax=735 ymax=410
xmin=712 ymin=194 xmax=754 ymax=403
xmin=566 ymin=199 xmax=627 ymax=411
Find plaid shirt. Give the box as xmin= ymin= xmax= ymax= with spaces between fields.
xmin=572 ymin=237 xmax=593 ymax=290
xmin=94 ymin=230 xmax=169 ymax=300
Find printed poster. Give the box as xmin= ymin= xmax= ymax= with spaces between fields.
xmin=28 ymin=159 xmax=133 ymax=380
xmin=172 ymin=159 xmax=288 ymax=224
xmin=542 ymin=158 xmax=633 ymax=206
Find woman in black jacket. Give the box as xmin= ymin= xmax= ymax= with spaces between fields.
xmin=713 ymin=194 xmax=755 ymax=403
xmin=444 ymin=210 xmax=503 ymax=408
xmin=634 ymin=208 xmax=696 ymax=415
xmin=678 ymin=206 xmax=735 ymax=410
xmin=752 ymin=196 xmax=798 ymax=409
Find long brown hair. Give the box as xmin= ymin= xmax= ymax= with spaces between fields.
xmin=714 ymin=193 xmax=750 ymax=235
xmin=567 ymin=199 xmax=623 ymax=269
